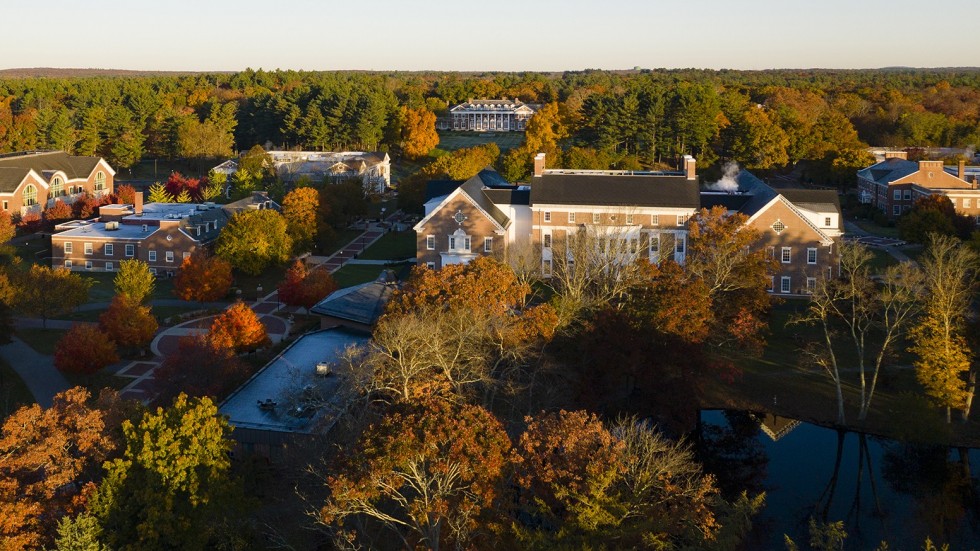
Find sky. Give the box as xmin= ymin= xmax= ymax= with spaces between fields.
xmin=2 ymin=0 xmax=977 ymax=72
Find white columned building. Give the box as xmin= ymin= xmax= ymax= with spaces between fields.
xmin=449 ymin=99 xmax=538 ymax=132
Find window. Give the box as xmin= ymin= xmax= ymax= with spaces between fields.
xmin=426 ymin=235 xmax=435 ymax=250
xmin=51 ymin=177 xmax=64 ymax=197
xmin=64 ymin=260 xmax=72 ymax=269
xmin=649 ymin=234 xmax=660 ymax=253
xmin=105 ymin=262 xmax=114 ymax=272
xmin=780 ymin=276 xmax=791 ymax=294
xmin=484 ymin=237 xmax=493 ymax=253
xmin=95 ymin=171 xmax=106 ymax=191
xmin=806 ymin=277 xmax=816 ymax=293
xmin=166 ymin=251 xmax=174 ymax=263
xmin=675 ymin=236 xmax=685 ymax=254
xmin=965 ymin=198 xmax=972 ymax=209
xmin=651 ymin=214 xmax=659 ymax=226
xmin=148 ymin=250 xmax=156 ymax=262
xmin=807 ymin=248 xmax=817 ymax=265
xmin=23 ymin=184 xmax=37 ymax=207
xmin=183 ymin=252 xmax=191 ymax=260
xmin=64 ymin=242 xmax=73 ymax=254
xmin=125 ymin=244 xmax=134 ymax=257
xmin=543 ymin=211 xmax=551 ymax=223
xmin=543 ymin=259 xmax=552 ymax=276
xmin=767 ymin=276 xmax=774 ymax=290
xmin=85 ymin=261 xmax=93 ymax=270
xmin=893 ymin=205 xmax=901 ymax=216
xmin=766 ymin=246 xmax=775 ymax=259
xmin=568 ymin=212 xmax=576 ymax=223
xmin=903 ymin=190 xmax=911 ymax=200
xmin=104 ymin=243 xmax=113 ymax=256
xmin=626 ymin=213 xmax=634 ymax=225
xmin=676 ymin=214 xmax=688 ymax=226
xmin=543 ymin=234 xmax=552 ymax=248
xmin=893 ymin=189 xmax=901 ymax=200
xmin=771 ymin=220 xmax=786 ymax=234
xmin=463 ymin=236 xmax=471 ymax=251
xmin=2 ymin=201 xmax=7 ymax=211
xmin=84 ymin=243 xmax=93 ymax=255
xmin=149 ymin=268 xmax=157 ymax=275
xmin=426 ymin=262 xmax=435 ymax=270
xmin=824 ymin=217 xmax=832 ymax=227
xmin=781 ymin=247 xmax=791 ymax=263
xmin=593 ymin=212 xmax=601 ymax=224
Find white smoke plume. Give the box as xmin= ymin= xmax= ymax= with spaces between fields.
xmin=705 ymin=162 xmax=741 ymax=192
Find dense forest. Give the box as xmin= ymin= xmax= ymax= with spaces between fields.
xmin=0 ymin=68 xmax=978 ymax=183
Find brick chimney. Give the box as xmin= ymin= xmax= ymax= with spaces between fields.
xmin=134 ymin=191 xmax=143 ymax=215
xmin=683 ymin=155 xmax=696 ymax=180
xmin=884 ymin=150 xmax=908 ymax=160
xmin=533 ymin=153 xmax=546 ymax=178
xmin=959 ymin=159 xmax=966 ymax=181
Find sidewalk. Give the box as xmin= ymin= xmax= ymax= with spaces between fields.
xmin=306 ymin=211 xmax=404 ymax=275
xmin=0 ymin=337 xmax=70 ymax=408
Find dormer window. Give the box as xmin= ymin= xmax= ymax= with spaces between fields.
xmin=448 ymin=228 xmax=471 ymax=252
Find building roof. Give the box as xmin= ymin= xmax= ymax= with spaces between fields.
xmin=856 ymin=157 xmax=919 ymax=185
xmin=310 ymin=270 xmax=398 ymax=325
xmin=219 ymin=329 xmax=370 ymax=433
xmin=450 ymin=98 xmax=537 ymax=113
xmin=531 ymin=172 xmax=701 ymax=208
xmin=53 ymin=220 xmax=161 ymax=241
xmin=0 ymin=167 xmax=31 ymax=193
xmin=0 ymin=150 xmax=110 ymax=193
xmin=459 ymin=169 xmax=515 ymax=228
xmin=424 ymin=179 xmax=464 ymax=202
xmin=483 ymin=187 xmax=531 ymax=206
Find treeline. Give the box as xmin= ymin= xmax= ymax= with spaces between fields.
xmin=0 ymin=68 xmax=977 ymax=175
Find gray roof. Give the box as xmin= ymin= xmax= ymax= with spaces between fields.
xmin=0 ymin=150 xmax=106 ymax=193
xmin=856 ymin=158 xmax=919 ymax=184
xmin=458 ymin=169 xmax=514 ymax=229
xmin=531 ymin=173 xmax=701 ymax=208
xmin=483 ymin=187 xmax=530 ymax=206
xmin=0 ymin=167 xmax=30 ymax=193
xmin=310 ymin=271 xmax=398 ymax=325
xmin=424 ymin=179 xmax=463 ymax=202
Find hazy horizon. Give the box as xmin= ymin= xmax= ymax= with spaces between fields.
xmin=3 ymin=0 xmax=977 ymax=72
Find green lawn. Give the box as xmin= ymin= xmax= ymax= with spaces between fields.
xmin=436 ymin=131 xmax=525 ymax=152
xmin=231 ymin=264 xmax=290 ymax=301
xmin=852 ymin=219 xmax=902 ymax=239
xmin=82 ymin=272 xmax=176 ymax=303
xmin=332 ymin=262 xmax=413 ymax=288
xmin=316 ymin=229 xmax=362 ymax=257
xmin=0 ymin=357 xmax=34 ymax=419
xmin=358 ymin=231 xmax=417 ymax=260
xmin=867 ymin=247 xmax=899 ymax=273
xmin=15 ymin=328 xmax=65 ymax=355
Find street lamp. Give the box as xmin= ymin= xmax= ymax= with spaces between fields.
xmin=257 ymin=284 xmax=263 ymax=302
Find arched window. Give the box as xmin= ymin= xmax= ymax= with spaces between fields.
xmin=50 ymin=177 xmax=64 ymax=197
xmin=23 ymin=184 xmax=37 ymax=207
xmin=94 ymin=171 xmax=106 ymax=191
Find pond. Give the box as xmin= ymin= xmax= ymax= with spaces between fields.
xmin=697 ymin=410 xmax=980 ymax=550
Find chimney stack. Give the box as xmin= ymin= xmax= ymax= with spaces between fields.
xmin=134 ymin=191 xmax=143 ymax=215
xmin=683 ymin=155 xmax=696 ymax=181
xmin=533 ymin=153 xmax=546 ymax=178
xmin=959 ymin=159 xmax=966 ymax=181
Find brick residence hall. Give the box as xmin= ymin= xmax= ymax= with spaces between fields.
xmin=51 ymin=191 xmax=278 ymax=275
xmin=0 ymin=150 xmax=114 ymax=217
xmin=416 ymin=154 xmax=842 ymax=296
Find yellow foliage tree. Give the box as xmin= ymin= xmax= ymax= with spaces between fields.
xmin=398 ymin=106 xmax=439 ymax=160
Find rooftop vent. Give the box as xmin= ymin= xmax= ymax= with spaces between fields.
xmin=315 ymin=362 xmax=333 ymax=377
xmin=105 ymin=221 xmax=120 ymax=231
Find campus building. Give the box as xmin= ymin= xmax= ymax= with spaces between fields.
xmin=857 ymin=152 xmax=980 ymax=221
xmin=51 ymin=191 xmax=278 ymax=275
xmin=416 ymin=154 xmax=842 ymax=296
xmin=213 ymin=151 xmax=391 ymax=194
xmin=446 ymin=99 xmax=538 ymax=132
xmin=0 ymin=150 xmax=114 ymax=217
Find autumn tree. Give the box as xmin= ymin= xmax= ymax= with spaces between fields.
xmin=0 ymin=388 xmax=116 ymax=549
xmin=911 ymin=234 xmax=978 ymax=423
xmin=13 ymin=265 xmax=91 ymax=328
xmin=113 ymin=259 xmax=155 ymax=304
xmin=154 ymin=335 xmax=246 ymax=402
xmin=724 ymin=104 xmax=790 ymax=169
xmin=209 ymin=301 xmax=269 ymax=352
xmin=398 ymin=106 xmax=440 ymax=159
xmin=214 ymin=209 xmax=292 ymax=275
xmin=281 ymin=186 xmax=321 ymax=250
xmin=173 ymin=252 xmax=233 ymax=303
xmin=319 ymin=398 xmax=510 ymax=550
xmin=115 ymin=184 xmax=137 ymax=205
xmin=54 ymin=324 xmax=119 ymax=375
xmin=898 ymin=194 xmax=973 ymax=243
xmin=44 ymin=199 xmax=73 ymax=224
xmin=98 ymin=295 xmax=158 ymax=352
xmin=0 ymin=210 xmax=14 ymax=245
xmin=83 ymin=394 xmax=248 ymax=550
xmin=276 ymin=260 xmax=337 ymax=309
xmin=146 ymin=182 xmax=172 ymax=203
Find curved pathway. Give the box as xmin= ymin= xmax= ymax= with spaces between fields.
xmin=0 ymin=337 xmax=69 ymax=408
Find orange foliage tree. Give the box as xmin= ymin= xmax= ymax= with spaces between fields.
xmin=209 ymin=302 xmax=269 ymax=352
xmin=0 ymin=388 xmax=117 ymax=549
xmin=277 ymin=260 xmax=338 ymax=309
xmin=0 ymin=210 xmax=14 ymax=244
xmin=319 ymin=398 xmax=510 ymax=549
xmin=398 ymin=106 xmax=440 ymax=160
xmin=99 ymin=294 xmax=158 ymax=351
xmin=115 ymin=183 xmax=137 ymax=205
xmin=387 ymin=256 xmax=531 ymax=317
xmin=281 ymin=187 xmax=321 ymax=250
xmin=44 ymin=199 xmax=73 ymax=224
xmin=54 ymin=324 xmax=119 ymax=375
xmin=173 ymin=251 xmax=233 ymax=303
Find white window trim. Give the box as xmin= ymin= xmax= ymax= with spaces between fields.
xmin=64 ymin=260 xmax=72 ymax=269
xmin=426 ymin=262 xmax=435 ymax=270
xmin=626 ymin=213 xmax=634 ymax=225
xmin=125 ymin=244 xmax=134 ymax=257
xmin=780 ymin=276 xmax=791 ymax=294
xmin=651 ymin=214 xmax=659 ymax=226
xmin=85 ymin=261 xmax=93 ymax=270
xmin=543 ymin=233 xmax=552 ymax=248
xmin=106 ymin=262 xmax=114 ymax=272
xmin=484 ymin=237 xmax=493 ymax=253
xmin=148 ymin=250 xmax=157 ymax=262
xmin=806 ymin=277 xmax=816 ymax=293
xmin=807 ymin=248 xmax=817 ymax=265
xmin=568 ymin=212 xmax=576 ymax=223
xmin=426 ymin=235 xmax=435 ymax=251
xmin=781 ymin=247 xmax=791 ymax=264
xmin=166 ymin=251 xmax=174 ymax=263
xmin=893 ymin=189 xmax=901 ymax=200
xmin=104 ymin=243 xmax=113 ymax=256
xmin=543 ymin=211 xmax=552 ymax=223
xmin=675 ymin=235 xmax=686 ymax=254
xmin=84 ymin=243 xmax=93 ymax=255
xmin=64 ymin=242 xmax=73 ymax=254
xmin=592 ymin=212 xmax=600 ymax=224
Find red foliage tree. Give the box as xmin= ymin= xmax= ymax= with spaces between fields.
xmin=53 ymin=324 xmax=119 ymax=375
xmin=154 ymin=334 xmax=247 ymax=402
xmin=0 ymin=388 xmax=118 ymax=549
xmin=44 ymin=199 xmax=73 ymax=224
xmin=71 ymin=192 xmax=100 ymax=219
xmin=16 ymin=210 xmax=42 ymax=232
xmin=173 ymin=252 xmax=233 ymax=303
xmin=209 ymin=302 xmax=269 ymax=352
xmin=164 ymin=172 xmax=202 ymax=202
xmin=115 ymin=183 xmax=137 ymax=205
xmin=277 ymin=260 xmax=338 ymax=309
xmin=0 ymin=210 xmax=14 ymax=244
xmin=98 ymin=294 xmax=158 ymax=351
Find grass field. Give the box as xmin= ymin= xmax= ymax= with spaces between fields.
xmin=16 ymin=328 xmax=64 ymax=355
xmin=852 ymin=219 xmax=902 ymax=239
xmin=0 ymin=357 xmax=34 ymax=419
xmin=436 ymin=131 xmax=525 ymax=153
xmin=332 ymin=262 xmax=413 ymax=288
xmin=358 ymin=231 xmax=416 ymax=261
xmin=82 ymin=272 xmax=176 ymax=303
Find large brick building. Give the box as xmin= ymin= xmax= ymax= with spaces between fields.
xmin=0 ymin=150 xmax=114 ymax=217
xmin=416 ymin=154 xmax=842 ymax=296
xmin=51 ymin=192 xmax=278 ymax=275
xmin=857 ymin=152 xmax=980 ymax=221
